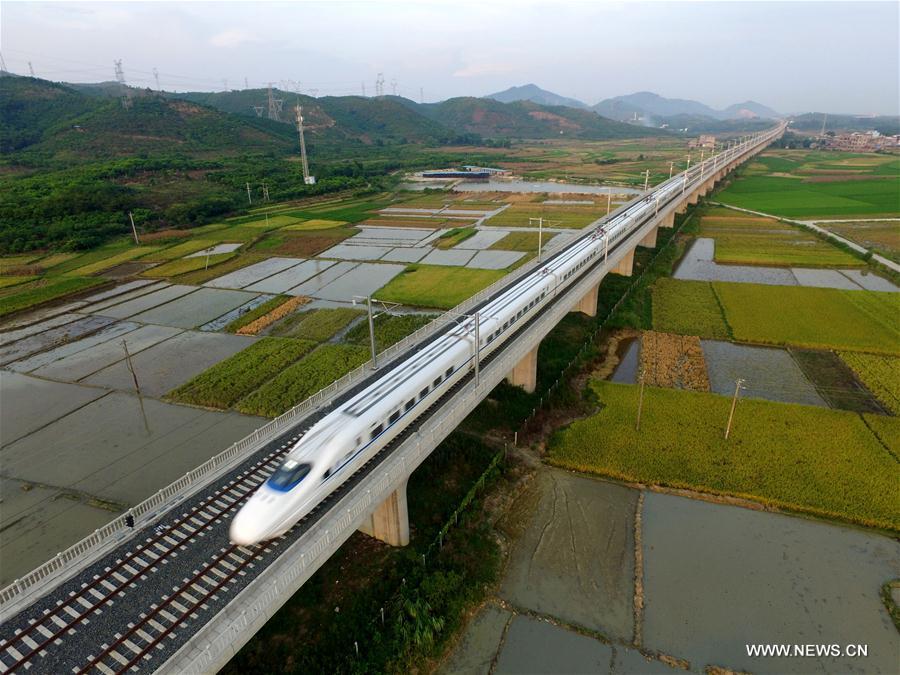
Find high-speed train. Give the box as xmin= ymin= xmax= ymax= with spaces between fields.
xmin=229 ymin=129 xmax=780 ymax=545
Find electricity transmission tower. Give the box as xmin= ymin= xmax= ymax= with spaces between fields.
xmin=114 ymin=59 xmax=132 ymax=109
xmin=266 ymin=83 xmax=284 ymax=121
xmin=28 ymin=62 xmax=35 ymax=77
xmin=390 ymin=79 xmax=397 ymax=96
xmin=295 ymin=104 xmax=315 ymax=185
xmin=152 ymin=67 xmax=160 ymax=90
xmin=375 ymin=73 xmax=384 ymax=97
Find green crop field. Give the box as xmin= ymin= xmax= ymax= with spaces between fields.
xmin=344 ymin=313 xmax=437 ymax=352
xmin=142 ymin=239 xmax=225 ymax=262
xmin=715 ymin=283 xmax=899 ymax=354
xmin=483 ymin=203 xmax=603 ymax=229
xmin=281 ymin=219 xmax=348 ymax=231
xmin=224 ymin=295 xmax=291 ymax=333
xmin=489 ymin=231 xmax=556 ymax=253
xmin=173 ymin=253 xmax=267 ymax=285
xmin=0 ymin=276 xmax=105 ymax=317
xmin=434 ymin=227 xmax=476 ymax=249
xmin=839 ymin=352 xmax=900 ymax=414
xmin=237 ymin=344 xmax=370 ymax=417
xmin=142 ymin=253 xmax=235 ymax=278
xmin=698 ymin=207 xmax=861 ymax=267
xmin=167 ymin=338 xmax=315 ymax=410
xmin=64 ymin=246 xmax=160 ymax=276
xmin=241 ymin=215 xmax=302 ymax=229
xmin=375 ymin=265 xmax=505 ymax=309
xmin=269 ymin=307 xmax=364 ymax=342
xmin=652 ymin=279 xmax=899 ymax=354
xmin=823 ymin=221 xmax=900 ymax=262
xmin=548 ymin=381 xmax=900 ymax=531
xmin=0 ymin=276 xmax=37 ymax=288
xmin=717 ymin=149 xmax=900 ymax=219
xmin=650 ymin=278 xmax=731 ymax=338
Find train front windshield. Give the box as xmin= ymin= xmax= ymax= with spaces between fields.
xmin=267 ymin=461 xmax=312 ymax=491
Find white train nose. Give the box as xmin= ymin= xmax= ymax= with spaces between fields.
xmin=229 ymin=511 xmax=264 ymax=546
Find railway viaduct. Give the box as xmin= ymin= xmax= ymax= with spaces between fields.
xmin=0 ymin=124 xmax=784 ymax=674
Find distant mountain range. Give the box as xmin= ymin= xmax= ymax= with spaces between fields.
xmin=594 ymin=91 xmax=780 ymax=122
xmin=484 ymin=84 xmax=782 ymax=124
xmin=486 ymin=84 xmax=590 ymax=110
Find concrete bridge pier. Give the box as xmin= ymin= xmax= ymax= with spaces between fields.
xmin=612 ymin=249 xmax=634 ymax=276
xmin=358 ymin=480 xmax=409 ymax=546
xmin=573 ymin=283 xmax=599 ymax=317
xmin=506 ymin=345 xmax=538 ymax=392
xmin=638 ymin=225 xmax=658 ymax=248
xmin=659 ymin=212 xmax=675 ymax=228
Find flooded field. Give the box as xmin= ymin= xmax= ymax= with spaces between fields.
xmin=442 ymin=468 xmax=900 ymax=674
xmin=674 ymin=238 xmax=899 ymax=291
xmin=609 ymin=337 xmax=641 ymax=384
xmin=701 ymin=340 xmax=826 ymax=406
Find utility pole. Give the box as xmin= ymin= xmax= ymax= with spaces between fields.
xmin=473 ymin=312 xmax=481 ymax=386
xmin=529 ymin=217 xmax=545 ymax=262
xmin=128 ymin=211 xmax=140 ymax=244
xmin=295 ymin=104 xmax=315 ymax=184
xmin=724 ymin=378 xmax=745 ymax=439
xmin=700 ymin=149 xmax=705 ymax=180
xmin=123 ymin=340 xmax=150 ymax=434
xmin=669 ymin=161 xmax=674 ymax=179
xmin=635 ymin=369 xmax=646 ymax=431
xmin=606 ymin=190 xmax=612 ymax=215
xmin=643 ymin=169 xmax=650 ymax=191
xmin=246 ymin=182 xmax=253 ymax=204
xmin=28 ymin=61 xmax=35 ymax=77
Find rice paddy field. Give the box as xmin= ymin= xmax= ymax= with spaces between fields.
xmin=548 ymin=381 xmax=900 ymax=532
xmin=236 ymin=344 xmax=370 ymax=417
xmin=715 ymin=283 xmax=899 ymax=354
xmin=483 ymin=202 xmax=607 ymax=229
xmin=652 ymin=279 xmax=899 ymax=354
xmin=697 ymin=207 xmax=862 ymax=267
xmin=432 ymin=137 xmax=695 ymax=186
xmin=717 ymin=150 xmax=900 ymax=219
xmin=650 ymin=278 xmax=731 ymax=339
xmin=375 ymin=265 xmax=505 ymax=309
xmin=821 ymin=220 xmax=900 ymax=262
xmin=838 ymin=352 xmax=900 ymax=414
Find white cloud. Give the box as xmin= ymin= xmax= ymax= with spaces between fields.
xmin=209 ymin=29 xmax=258 ymax=48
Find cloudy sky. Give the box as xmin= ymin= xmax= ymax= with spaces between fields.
xmin=2 ymin=1 xmax=898 ymax=114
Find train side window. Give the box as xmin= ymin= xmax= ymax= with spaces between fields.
xmin=405 ymin=398 xmax=414 ymax=412
xmin=433 ymin=376 xmax=442 ymax=388
xmin=370 ymin=423 xmax=383 ymax=441
xmin=389 ymin=410 xmax=400 ymax=424
xmin=355 ymin=436 xmax=362 ymax=447
xmin=420 ymin=387 xmax=429 ymax=400
xmin=503 ymin=321 xmax=509 ymax=329
xmin=445 ymin=367 xmax=453 ymax=378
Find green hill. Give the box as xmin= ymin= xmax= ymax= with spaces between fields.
xmin=413 ymin=97 xmax=665 ymax=140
